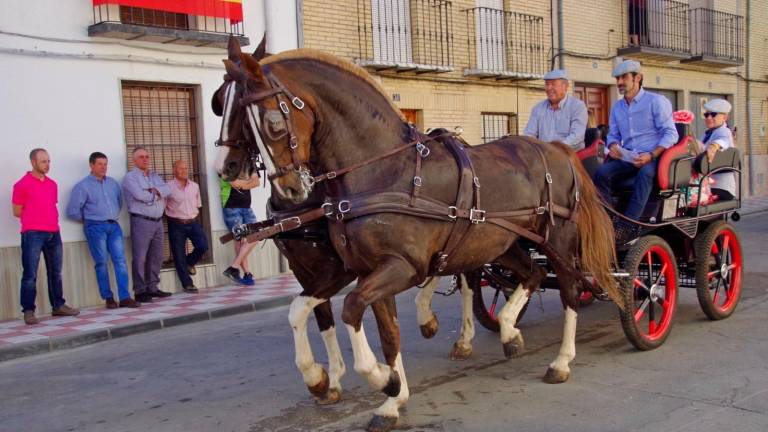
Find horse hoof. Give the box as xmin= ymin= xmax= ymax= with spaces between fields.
xmin=307 ymin=368 xmax=330 ymax=398
xmin=367 ymin=415 xmax=398 ymax=432
xmin=419 ymin=315 xmax=439 ymax=339
xmin=449 ymin=342 xmax=473 ymax=361
xmin=502 ymin=338 xmax=525 ymax=359
xmin=542 ymin=367 xmax=570 ymax=384
xmin=381 ymin=368 xmax=401 ymax=397
xmin=316 ymin=387 xmax=341 ymax=405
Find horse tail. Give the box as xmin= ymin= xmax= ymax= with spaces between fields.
xmin=567 ymin=151 xmax=623 ymax=310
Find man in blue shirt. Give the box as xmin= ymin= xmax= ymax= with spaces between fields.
xmin=66 ymin=152 xmax=139 ymax=309
xmin=524 ymin=69 xmax=588 ymax=150
xmin=594 ymin=60 xmax=678 ymax=224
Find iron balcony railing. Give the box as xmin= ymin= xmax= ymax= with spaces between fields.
xmin=357 ymin=0 xmax=454 ymax=71
xmin=463 ymin=7 xmax=546 ymax=78
xmin=623 ymin=0 xmax=689 ymax=54
xmin=92 ymin=3 xmax=245 ymax=37
xmin=689 ymin=8 xmax=744 ymax=63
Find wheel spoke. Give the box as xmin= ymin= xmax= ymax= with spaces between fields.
xmin=654 ymin=263 xmax=668 ymax=286
xmin=489 ymin=289 xmax=501 ymax=319
xmin=634 ymin=298 xmax=650 ymax=321
xmin=634 ymin=278 xmax=650 ymax=291
xmin=649 ymin=319 xmax=657 ymax=334
xmin=646 ymin=252 xmax=654 ymax=289
xmin=707 ymin=269 xmax=720 ymax=280
xmin=712 ymin=277 xmax=722 ymax=305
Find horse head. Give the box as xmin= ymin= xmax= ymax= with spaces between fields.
xmin=212 ymin=36 xmax=268 ymax=182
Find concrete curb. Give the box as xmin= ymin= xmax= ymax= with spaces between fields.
xmin=0 ymin=291 xmax=312 ymax=364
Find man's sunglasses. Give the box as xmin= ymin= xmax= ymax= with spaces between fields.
xmin=703 ymin=112 xmax=721 ymax=118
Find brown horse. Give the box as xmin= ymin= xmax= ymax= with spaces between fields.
xmin=211 ymin=39 xmax=485 ymax=407
xmin=224 ymin=48 xmax=620 ymax=431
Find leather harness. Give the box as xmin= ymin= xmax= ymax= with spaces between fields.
xmin=220 ymin=70 xmax=583 ymax=275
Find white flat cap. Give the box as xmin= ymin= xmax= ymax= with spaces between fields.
xmin=612 ymin=60 xmax=641 ymax=77
xmin=703 ymin=98 xmax=732 ymax=114
xmin=543 ymin=69 xmax=568 ymax=80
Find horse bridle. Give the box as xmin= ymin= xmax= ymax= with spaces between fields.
xmin=237 ymin=70 xmax=312 ymax=182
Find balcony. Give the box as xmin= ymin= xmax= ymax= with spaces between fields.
xmin=617 ymin=0 xmax=690 ymax=61
xmin=682 ymin=8 xmax=744 ymax=68
xmin=462 ymin=7 xmax=546 ymax=80
xmin=88 ymin=4 xmax=248 ymax=48
xmin=356 ymin=0 xmax=454 ymax=73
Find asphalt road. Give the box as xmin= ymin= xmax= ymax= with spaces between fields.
xmin=1 ymin=213 xmax=767 ymax=432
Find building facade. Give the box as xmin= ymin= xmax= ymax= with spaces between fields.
xmin=300 ymin=0 xmax=768 ymax=194
xmin=0 ymin=0 xmax=300 ymax=320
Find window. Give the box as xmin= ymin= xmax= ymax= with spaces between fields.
xmin=121 ymin=82 xmax=211 ymax=267
xmin=119 ymin=6 xmax=189 ymax=30
xmin=482 ymin=113 xmax=517 ymax=143
xmin=474 ymin=0 xmax=505 ymax=71
xmin=647 ymin=88 xmax=678 ymax=110
xmin=371 ymin=0 xmax=413 ymax=63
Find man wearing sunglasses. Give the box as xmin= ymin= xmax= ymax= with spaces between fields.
xmin=700 ymin=99 xmax=736 ymax=201
xmin=594 ymin=60 xmax=678 ymax=232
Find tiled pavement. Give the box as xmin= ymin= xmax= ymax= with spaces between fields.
xmin=0 ymin=196 xmax=765 ymax=363
xmin=0 ymin=273 xmax=303 ymax=362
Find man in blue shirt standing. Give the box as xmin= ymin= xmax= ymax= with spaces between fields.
xmin=67 ymin=152 xmax=139 ymax=309
xmin=524 ymin=69 xmax=588 ymax=150
xmin=594 ymin=60 xmax=678 ymax=225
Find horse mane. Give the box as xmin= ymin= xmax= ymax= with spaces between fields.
xmin=262 ymin=49 xmax=406 ymax=122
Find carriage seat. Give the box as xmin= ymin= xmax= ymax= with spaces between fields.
xmin=657 ymin=136 xmax=694 ymax=192
xmin=691 ymin=147 xmax=742 ymax=215
xmin=576 ymin=128 xmax=605 ymax=177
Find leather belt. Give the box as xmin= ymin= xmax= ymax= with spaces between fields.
xmin=130 ymin=213 xmax=162 ymax=222
xmin=167 ymin=216 xmax=197 ymax=225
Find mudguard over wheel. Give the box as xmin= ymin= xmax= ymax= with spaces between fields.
xmin=467 ymin=268 xmax=529 ymax=332
xmin=694 ymin=221 xmax=742 ymax=320
xmin=619 ymin=236 xmax=679 ymax=351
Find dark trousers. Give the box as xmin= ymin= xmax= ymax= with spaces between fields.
xmin=594 ymin=159 xmax=658 ymax=220
xmin=168 ymin=220 xmax=209 ymax=288
xmin=20 ymin=230 xmax=66 ymax=313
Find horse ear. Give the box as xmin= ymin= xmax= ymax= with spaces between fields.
xmin=223 ymin=59 xmax=246 ymax=82
xmin=227 ymin=36 xmax=242 ymax=63
xmin=239 ymin=52 xmax=265 ymax=81
xmin=252 ymin=33 xmax=267 ymax=61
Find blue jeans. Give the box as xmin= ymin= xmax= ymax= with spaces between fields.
xmin=594 ymin=159 xmax=658 ymax=220
xmin=222 ymin=207 xmax=257 ymax=232
xmin=84 ymin=221 xmax=130 ymax=301
xmin=168 ymin=220 xmax=209 ymax=287
xmin=20 ymin=230 xmax=66 ymax=312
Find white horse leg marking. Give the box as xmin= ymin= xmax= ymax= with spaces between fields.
xmin=288 ymin=296 xmax=326 ymax=388
xmin=498 ymin=284 xmax=528 ymax=345
xmin=414 ymin=277 xmax=438 ymax=327
xmin=320 ymin=326 xmax=346 ymax=391
xmin=549 ymin=306 xmax=577 ymax=373
xmin=373 ymin=353 xmax=409 ymax=418
xmin=345 ymin=323 xmax=392 ymax=390
xmin=454 ymin=274 xmax=475 ymax=351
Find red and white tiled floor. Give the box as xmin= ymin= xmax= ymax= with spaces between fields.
xmin=0 ymin=273 xmax=301 ymax=348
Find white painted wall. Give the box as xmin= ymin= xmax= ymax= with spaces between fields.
xmin=0 ymin=0 xmax=298 ymax=248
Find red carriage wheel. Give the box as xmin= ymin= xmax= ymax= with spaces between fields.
xmin=694 ymin=221 xmax=742 ymax=320
xmin=467 ymin=268 xmax=528 ymax=333
xmin=619 ymin=236 xmax=679 ymax=351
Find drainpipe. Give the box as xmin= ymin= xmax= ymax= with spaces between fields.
xmin=295 ymin=0 xmax=304 ymax=48
xmin=264 ymin=0 xmax=299 ymax=52
xmin=557 ymin=0 xmax=565 ymax=69
xmin=745 ymin=0 xmax=755 ymax=196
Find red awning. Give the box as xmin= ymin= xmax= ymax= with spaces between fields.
xmin=93 ymin=0 xmax=243 ymax=23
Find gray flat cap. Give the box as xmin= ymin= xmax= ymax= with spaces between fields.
xmin=703 ymin=98 xmax=732 ymax=114
xmin=612 ymin=60 xmax=641 ymax=77
xmin=543 ymin=69 xmax=568 ymax=80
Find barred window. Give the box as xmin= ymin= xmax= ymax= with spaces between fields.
xmin=121 ymin=82 xmax=211 ymax=267
xmin=119 ymin=6 xmax=189 ymax=30
xmin=481 ymin=112 xmax=518 ymax=143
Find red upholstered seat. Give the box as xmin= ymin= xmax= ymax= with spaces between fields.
xmin=576 ymin=139 xmax=603 ymax=161
xmin=657 ymin=136 xmax=693 ymax=190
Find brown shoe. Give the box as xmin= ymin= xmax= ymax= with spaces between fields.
xmin=119 ymin=298 xmax=141 ymax=308
xmin=23 ymin=311 xmax=39 ymax=325
xmin=188 ymin=265 xmax=197 ymax=276
xmin=52 ymin=304 xmax=80 ymax=317
xmin=106 ymin=298 xmax=118 ymax=309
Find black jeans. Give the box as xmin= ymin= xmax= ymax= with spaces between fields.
xmin=168 ymin=220 xmax=209 ymax=287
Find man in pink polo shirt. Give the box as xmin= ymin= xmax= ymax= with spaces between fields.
xmin=165 ymin=160 xmax=209 ymax=293
xmin=12 ymin=148 xmax=80 ymax=325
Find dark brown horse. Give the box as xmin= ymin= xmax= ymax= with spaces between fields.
xmin=222 ymin=47 xmax=620 ymax=431
xmin=211 ymin=39 xmax=485 ymax=408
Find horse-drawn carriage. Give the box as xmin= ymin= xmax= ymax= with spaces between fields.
xmin=470 ymin=125 xmax=743 ymax=351
xmin=212 ymin=38 xmax=745 ymax=432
